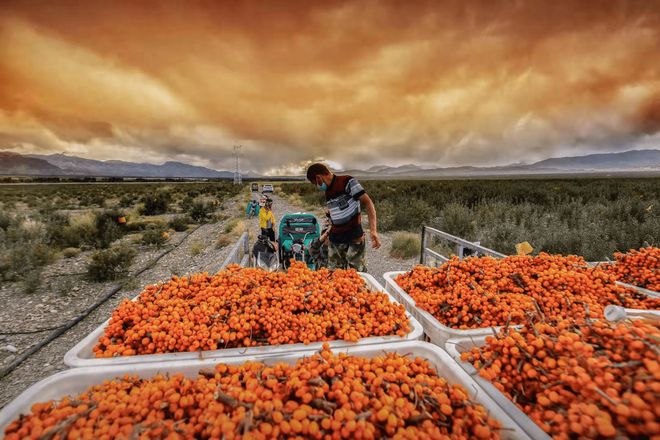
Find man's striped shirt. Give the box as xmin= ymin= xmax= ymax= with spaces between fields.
xmin=325 ymin=175 xmax=366 ymax=243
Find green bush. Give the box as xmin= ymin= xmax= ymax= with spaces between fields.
xmin=168 ymin=215 xmax=191 ymax=232
xmin=125 ymin=218 xmax=167 ymax=232
xmin=189 ymin=200 xmax=214 ymax=222
xmin=390 ymin=231 xmax=420 ymax=259
xmin=23 ymin=269 xmax=42 ymax=294
xmin=141 ymin=226 xmax=167 ymax=247
xmin=87 ymin=244 xmax=136 ymax=281
xmin=432 ymin=203 xmax=475 ymax=239
xmin=180 ymin=196 xmax=194 ymax=213
xmin=0 ymin=212 xmax=11 ymax=230
xmin=44 ymin=210 xmax=125 ymax=249
xmin=93 ymin=210 xmax=127 ymax=248
xmin=140 ymin=191 xmax=171 ymax=215
xmin=0 ymin=220 xmax=54 ymax=282
xmin=119 ymin=194 xmax=134 ymax=207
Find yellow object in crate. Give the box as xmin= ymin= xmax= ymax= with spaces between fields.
xmin=515 ymin=241 xmax=533 ymax=256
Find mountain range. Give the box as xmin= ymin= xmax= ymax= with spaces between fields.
xmin=343 ymin=149 xmax=660 ymax=177
xmin=0 ymin=149 xmax=658 ymax=178
xmin=0 ymin=152 xmax=240 ymax=178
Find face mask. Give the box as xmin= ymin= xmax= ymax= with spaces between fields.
xmin=316 ymin=180 xmax=327 ymax=191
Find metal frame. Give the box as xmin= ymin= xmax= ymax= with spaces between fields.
xmin=419 ymin=226 xmax=505 ymax=266
xmin=221 ymin=231 xmax=250 ymax=268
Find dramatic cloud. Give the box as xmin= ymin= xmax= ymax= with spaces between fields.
xmin=1 ymin=0 xmax=659 ymax=173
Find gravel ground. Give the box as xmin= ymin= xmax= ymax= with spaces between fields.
xmin=0 ymin=198 xmax=241 ymax=409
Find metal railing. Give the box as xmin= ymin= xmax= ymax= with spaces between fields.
xmin=419 ymin=226 xmax=506 ymax=266
xmin=221 ymin=231 xmax=251 ymax=268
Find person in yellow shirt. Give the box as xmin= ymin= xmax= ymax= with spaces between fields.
xmin=259 ymin=198 xmax=276 ymax=243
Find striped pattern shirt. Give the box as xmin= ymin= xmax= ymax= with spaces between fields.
xmin=325 ymin=175 xmax=366 ymax=243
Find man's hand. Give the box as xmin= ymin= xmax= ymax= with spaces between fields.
xmin=370 ymin=230 xmax=381 ymax=249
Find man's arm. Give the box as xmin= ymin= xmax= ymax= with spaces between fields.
xmin=359 ymin=193 xmax=381 ymax=249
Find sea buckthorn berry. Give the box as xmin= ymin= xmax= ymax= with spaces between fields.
xmin=461 ymin=318 xmax=660 ymax=439
xmin=601 ymin=247 xmax=660 ymax=292
xmin=395 ymin=253 xmax=660 ymax=329
xmin=94 ymin=262 xmax=410 ymax=357
xmin=6 ymin=348 xmax=502 ymax=439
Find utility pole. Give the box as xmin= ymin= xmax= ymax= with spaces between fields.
xmin=233 ymin=145 xmax=242 ymax=185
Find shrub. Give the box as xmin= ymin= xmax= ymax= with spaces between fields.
xmin=432 ymin=203 xmax=475 ymax=240
xmin=189 ymin=200 xmax=214 ymax=222
xmin=62 ymin=247 xmax=82 ymax=258
xmin=43 ymin=212 xmax=95 ymax=249
xmin=390 ymin=231 xmax=421 ymax=259
xmin=23 ymin=269 xmax=42 ymax=294
xmin=0 ymin=220 xmax=54 ymax=282
xmin=141 ymin=226 xmax=168 ymax=247
xmin=224 ymin=218 xmax=240 ymax=234
xmin=168 ymin=215 xmax=191 ymax=232
xmin=87 ymin=244 xmax=136 ymax=281
xmin=180 ymin=196 xmax=194 ymax=213
xmin=119 ymin=194 xmax=134 ymax=207
xmin=216 ymin=235 xmax=233 ymax=248
xmin=93 ymin=210 xmax=127 ymax=248
xmin=140 ymin=191 xmax=171 ymax=215
xmin=0 ymin=212 xmax=11 ymax=230
xmin=190 ymin=241 xmax=205 ymax=256
xmin=125 ymin=218 xmax=167 ymax=232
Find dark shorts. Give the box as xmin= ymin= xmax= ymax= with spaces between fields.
xmin=261 ymin=228 xmax=275 ymax=242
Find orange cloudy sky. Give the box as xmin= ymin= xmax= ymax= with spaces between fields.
xmin=1 ymin=0 xmax=659 ymax=174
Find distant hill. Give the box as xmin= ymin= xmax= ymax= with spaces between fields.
xmin=28 ymin=153 xmax=237 ymax=178
xmin=1 ymin=148 xmax=658 ymax=178
xmin=528 ymin=149 xmax=660 ymax=170
xmin=0 ymin=151 xmax=246 ymax=178
xmin=0 ymin=152 xmax=63 ymax=175
xmin=343 ymin=149 xmax=660 ymax=177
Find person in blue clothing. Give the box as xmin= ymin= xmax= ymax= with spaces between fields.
xmin=245 ymin=199 xmax=260 ymax=218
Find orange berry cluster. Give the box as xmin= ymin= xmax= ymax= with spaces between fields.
xmin=601 ymin=246 xmax=660 ymax=292
xmin=6 ymin=346 xmax=502 ymax=440
xmin=395 ymin=253 xmax=660 ymax=329
xmin=461 ymin=319 xmax=660 ymax=439
xmin=94 ymin=262 xmax=409 ymax=357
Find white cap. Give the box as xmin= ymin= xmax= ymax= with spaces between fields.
xmin=604 ymin=305 xmax=626 ymax=322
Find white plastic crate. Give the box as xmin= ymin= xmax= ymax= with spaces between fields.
xmin=383 ymin=270 xmax=659 ymax=346
xmin=383 ymin=271 xmax=509 ymax=345
xmin=64 ymin=273 xmax=423 ymax=367
xmin=445 ymin=336 xmax=552 ymax=440
xmin=2 ymin=341 xmax=530 ymax=439
xmin=615 ymin=281 xmax=660 ymax=299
